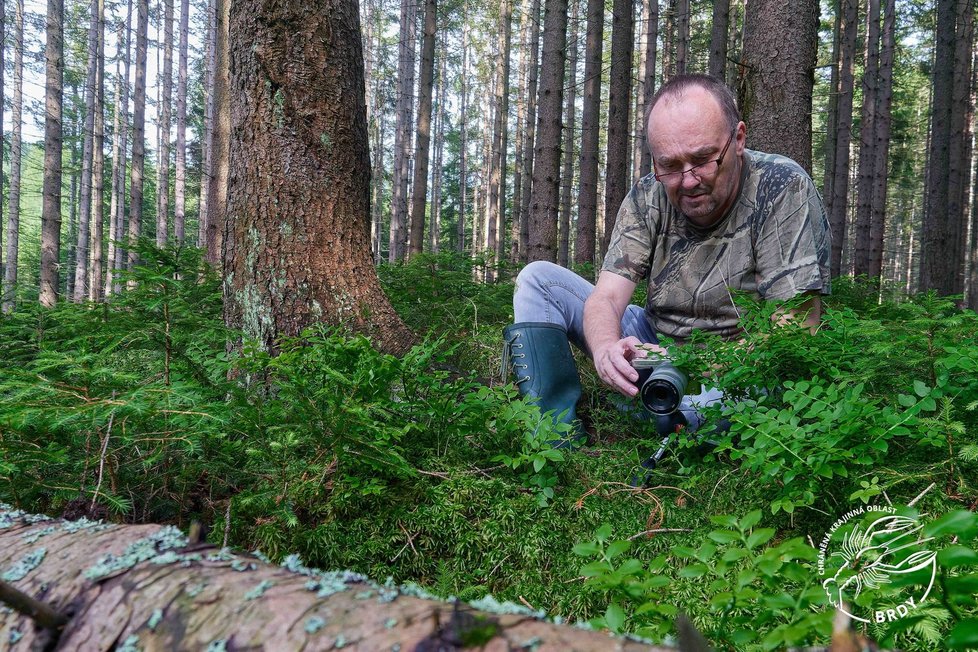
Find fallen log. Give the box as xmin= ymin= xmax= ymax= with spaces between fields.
xmin=0 ymin=505 xmax=672 ymax=651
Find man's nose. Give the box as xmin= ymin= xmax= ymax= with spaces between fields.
xmin=680 ymin=170 xmax=701 ymax=189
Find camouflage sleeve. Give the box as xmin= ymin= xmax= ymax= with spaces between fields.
xmin=600 ymin=184 xmax=655 ymax=283
xmin=754 ymin=171 xmax=832 ymax=301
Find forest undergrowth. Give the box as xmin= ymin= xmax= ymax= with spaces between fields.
xmin=1 ymin=244 xmax=977 ymax=650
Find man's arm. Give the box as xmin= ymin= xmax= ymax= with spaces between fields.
xmin=584 ymin=271 xmax=666 ymax=397
xmin=774 ymin=292 xmax=822 ymax=333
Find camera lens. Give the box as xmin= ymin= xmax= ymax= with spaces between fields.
xmin=638 ymin=363 xmax=688 ymax=415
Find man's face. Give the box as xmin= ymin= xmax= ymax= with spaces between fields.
xmin=647 ymin=87 xmax=746 ymax=228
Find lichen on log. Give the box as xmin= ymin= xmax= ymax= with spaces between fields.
xmin=0 ymin=505 xmax=672 ymax=651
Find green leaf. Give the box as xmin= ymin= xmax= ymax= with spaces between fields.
xmin=938 ymin=545 xmax=978 ymax=567
xmin=926 ymin=511 xmax=978 ymax=539
xmin=606 ymin=540 xmax=631 ymax=560
xmin=709 ymin=514 xmax=739 ymax=528
xmin=708 ymin=529 xmax=741 ymax=544
xmin=897 ymin=393 xmax=916 ymax=407
xmin=678 ymin=563 xmax=709 ymax=578
xmin=740 ymin=510 xmax=762 ymax=531
xmin=572 ymin=542 xmax=601 ymax=557
xmin=913 ymin=380 xmax=930 ymax=397
xmin=947 ymin=619 xmax=978 ymax=650
xmin=722 ymin=547 xmax=749 ymax=562
xmin=605 ymin=603 xmax=626 ymax=633
xmin=746 ymin=528 xmax=776 ymax=549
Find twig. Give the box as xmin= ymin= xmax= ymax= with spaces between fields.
xmin=416 ymin=469 xmax=450 ymax=479
xmin=0 ymin=579 xmax=68 ymax=632
xmin=518 ymin=596 xmax=535 ymax=611
xmin=91 ymin=392 xmax=117 ymax=512
xmin=908 ymin=482 xmax=937 ymax=507
xmin=222 ymin=500 xmax=232 ymax=549
xmin=628 ymin=528 xmax=692 ymax=541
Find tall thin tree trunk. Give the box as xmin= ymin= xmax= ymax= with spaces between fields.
xmin=127 ymin=0 xmax=150 ymax=277
xmin=199 ymin=0 xmax=215 ymax=251
xmin=156 ymin=0 xmax=174 ymax=246
xmin=822 ymin=0 xmax=841 ymax=228
xmin=74 ymin=0 xmax=101 ymax=301
xmin=458 ymin=1 xmax=469 ymax=254
xmin=206 ymin=0 xmax=229 ymax=267
xmin=853 ymin=0 xmax=881 ymax=277
xmin=828 ymin=0 xmax=857 ymax=279
xmin=516 ymin=0 xmax=542 ymax=264
xmin=41 ymin=0 xmax=65 ymax=307
xmin=526 ymin=0 xmax=568 ymax=262
xmin=431 ymin=44 xmax=447 ymax=254
xmin=868 ymin=0 xmax=896 ymax=280
xmin=486 ymin=0 xmax=513 ymax=278
xmin=638 ymin=0 xmax=657 ymax=179
xmin=602 ymin=0 xmax=633 ymax=257
xmin=558 ymin=0 xmax=579 ymax=266
xmin=948 ymin=0 xmax=975 ymax=293
xmin=174 ymin=0 xmax=189 ymax=243
xmin=631 ymin=0 xmax=648 ymax=184
xmin=510 ymin=0 xmax=532 ymax=263
xmin=709 ymin=0 xmax=730 ymax=79
xmin=920 ymin=0 xmax=957 ymax=293
xmin=89 ymin=0 xmax=105 ymax=302
xmin=408 ymin=0 xmax=437 ymax=258
xmin=389 ymin=0 xmax=416 ymax=262
xmin=3 ymin=0 xmax=24 ymax=313
xmin=574 ymin=0 xmax=603 ymax=268
xmin=107 ymin=6 xmax=132 ymax=295
xmin=662 ymin=0 xmax=674 ymax=79
xmin=675 ymin=0 xmax=689 ymax=75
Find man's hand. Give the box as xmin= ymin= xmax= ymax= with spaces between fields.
xmin=593 ymin=338 xmax=669 ymax=397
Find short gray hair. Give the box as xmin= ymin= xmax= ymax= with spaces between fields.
xmin=646 ymin=74 xmax=740 ymax=133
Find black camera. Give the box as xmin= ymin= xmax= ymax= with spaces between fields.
xmin=634 ymin=359 xmax=688 ymax=415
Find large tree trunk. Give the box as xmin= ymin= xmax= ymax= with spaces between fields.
xmin=174 ymin=0 xmax=189 ymax=244
xmin=0 ymin=508 xmax=668 ymax=651
xmin=948 ymin=0 xmax=975 ymax=293
xmin=457 ymin=2 xmax=470 ymax=254
xmin=127 ymin=0 xmax=149 ymax=277
xmin=919 ymin=0 xmax=958 ymax=294
xmin=198 ymin=0 xmax=215 ymax=252
xmin=574 ymin=0 xmax=603 ymax=268
xmin=602 ymin=0 xmax=633 ymax=257
xmin=408 ymin=0 xmax=438 ymax=258
xmin=557 ymin=0 xmax=579 ymax=267
xmin=675 ymin=0 xmax=689 ymax=75
xmin=223 ymin=0 xmax=414 ymax=356
xmin=737 ymin=0 xmax=818 ymax=174
xmin=526 ymin=0 xmax=568 ymax=262
xmin=853 ymin=0 xmax=881 ymax=278
xmin=3 ymin=0 xmax=25 ymax=313
xmin=40 ymin=0 xmax=65 ymax=308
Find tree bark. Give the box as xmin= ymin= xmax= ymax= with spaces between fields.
xmin=516 ymin=0 xmax=542 ymax=264
xmin=0 ymin=508 xmax=670 ymax=651
xmin=223 ymin=0 xmax=414 ymax=356
xmin=3 ymin=0 xmax=25 ymax=313
xmin=198 ymin=0 xmax=215 ymax=252
xmin=107 ymin=6 xmax=132 ymax=296
xmin=675 ymin=0 xmax=689 ymax=75
xmin=737 ymin=0 xmax=818 ymax=174
xmin=89 ymin=0 xmax=106 ymax=302
xmin=948 ymin=0 xmax=975 ymax=293
xmin=408 ymin=0 xmax=438 ymax=258
xmin=73 ymin=0 xmax=102 ymax=302
xmin=526 ymin=0 xmax=568 ymax=263
xmin=458 ymin=1 xmax=470 ymax=254
xmin=40 ymin=0 xmax=65 ymax=307
xmin=127 ymin=0 xmax=149 ymax=277
xmin=638 ymin=0 xmax=658 ymax=181
xmin=868 ymin=0 xmax=896 ymax=280
xmin=602 ymin=0 xmax=634 ymax=257
xmin=574 ymin=0 xmax=603 ymax=268
xmin=486 ymin=0 xmax=513 ymax=277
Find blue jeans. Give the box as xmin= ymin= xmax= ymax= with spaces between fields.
xmin=512 ymin=261 xmax=724 ymax=430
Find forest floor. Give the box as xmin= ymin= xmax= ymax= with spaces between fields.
xmin=1 ymin=247 xmax=976 ymax=650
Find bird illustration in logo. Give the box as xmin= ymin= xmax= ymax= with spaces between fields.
xmin=822 ymin=514 xmax=937 ymax=621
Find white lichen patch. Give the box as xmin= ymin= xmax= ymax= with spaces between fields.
xmin=468 ymin=594 xmax=546 ymax=620
xmin=2 ymin=548 xmax=47 ymax=582
xmin=21 ymin=526 xmax=56 ymax=543
xmin=147 ymin=609 xmax=164 ymax=631
xmin=8 ymin=629 xmax=22 ymax=644
xmin=62 ymin=517 xmax=112 ymax=533
xmin=205 ymin=639 xmax=228 ymax=652
xmin=304 ymin=615 xmax=326 ymax=634
xmin=0 ymin=504 xmax=52 ymax=529
xmin=84 ymin=526 xmax=188 ymax=580
xmin=334 ymin=634 xmax=347 ymax=648
xmin=383 ymin=618 xmax=398 ymax=629
xmin=244 ymin=580 xmax=274 ymax=600
xmin=116 ymin=634 xmax=142 ymax=652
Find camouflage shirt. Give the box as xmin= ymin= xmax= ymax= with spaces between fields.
xmin=602 ymin=149 xmax=831 ymax=342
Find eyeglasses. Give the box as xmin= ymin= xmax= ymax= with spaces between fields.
xmin=653 ymin=131 xmax=735 ymax=185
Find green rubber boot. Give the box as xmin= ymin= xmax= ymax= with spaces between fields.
xmin=502 ymin=322 xmax=586 ymax=449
